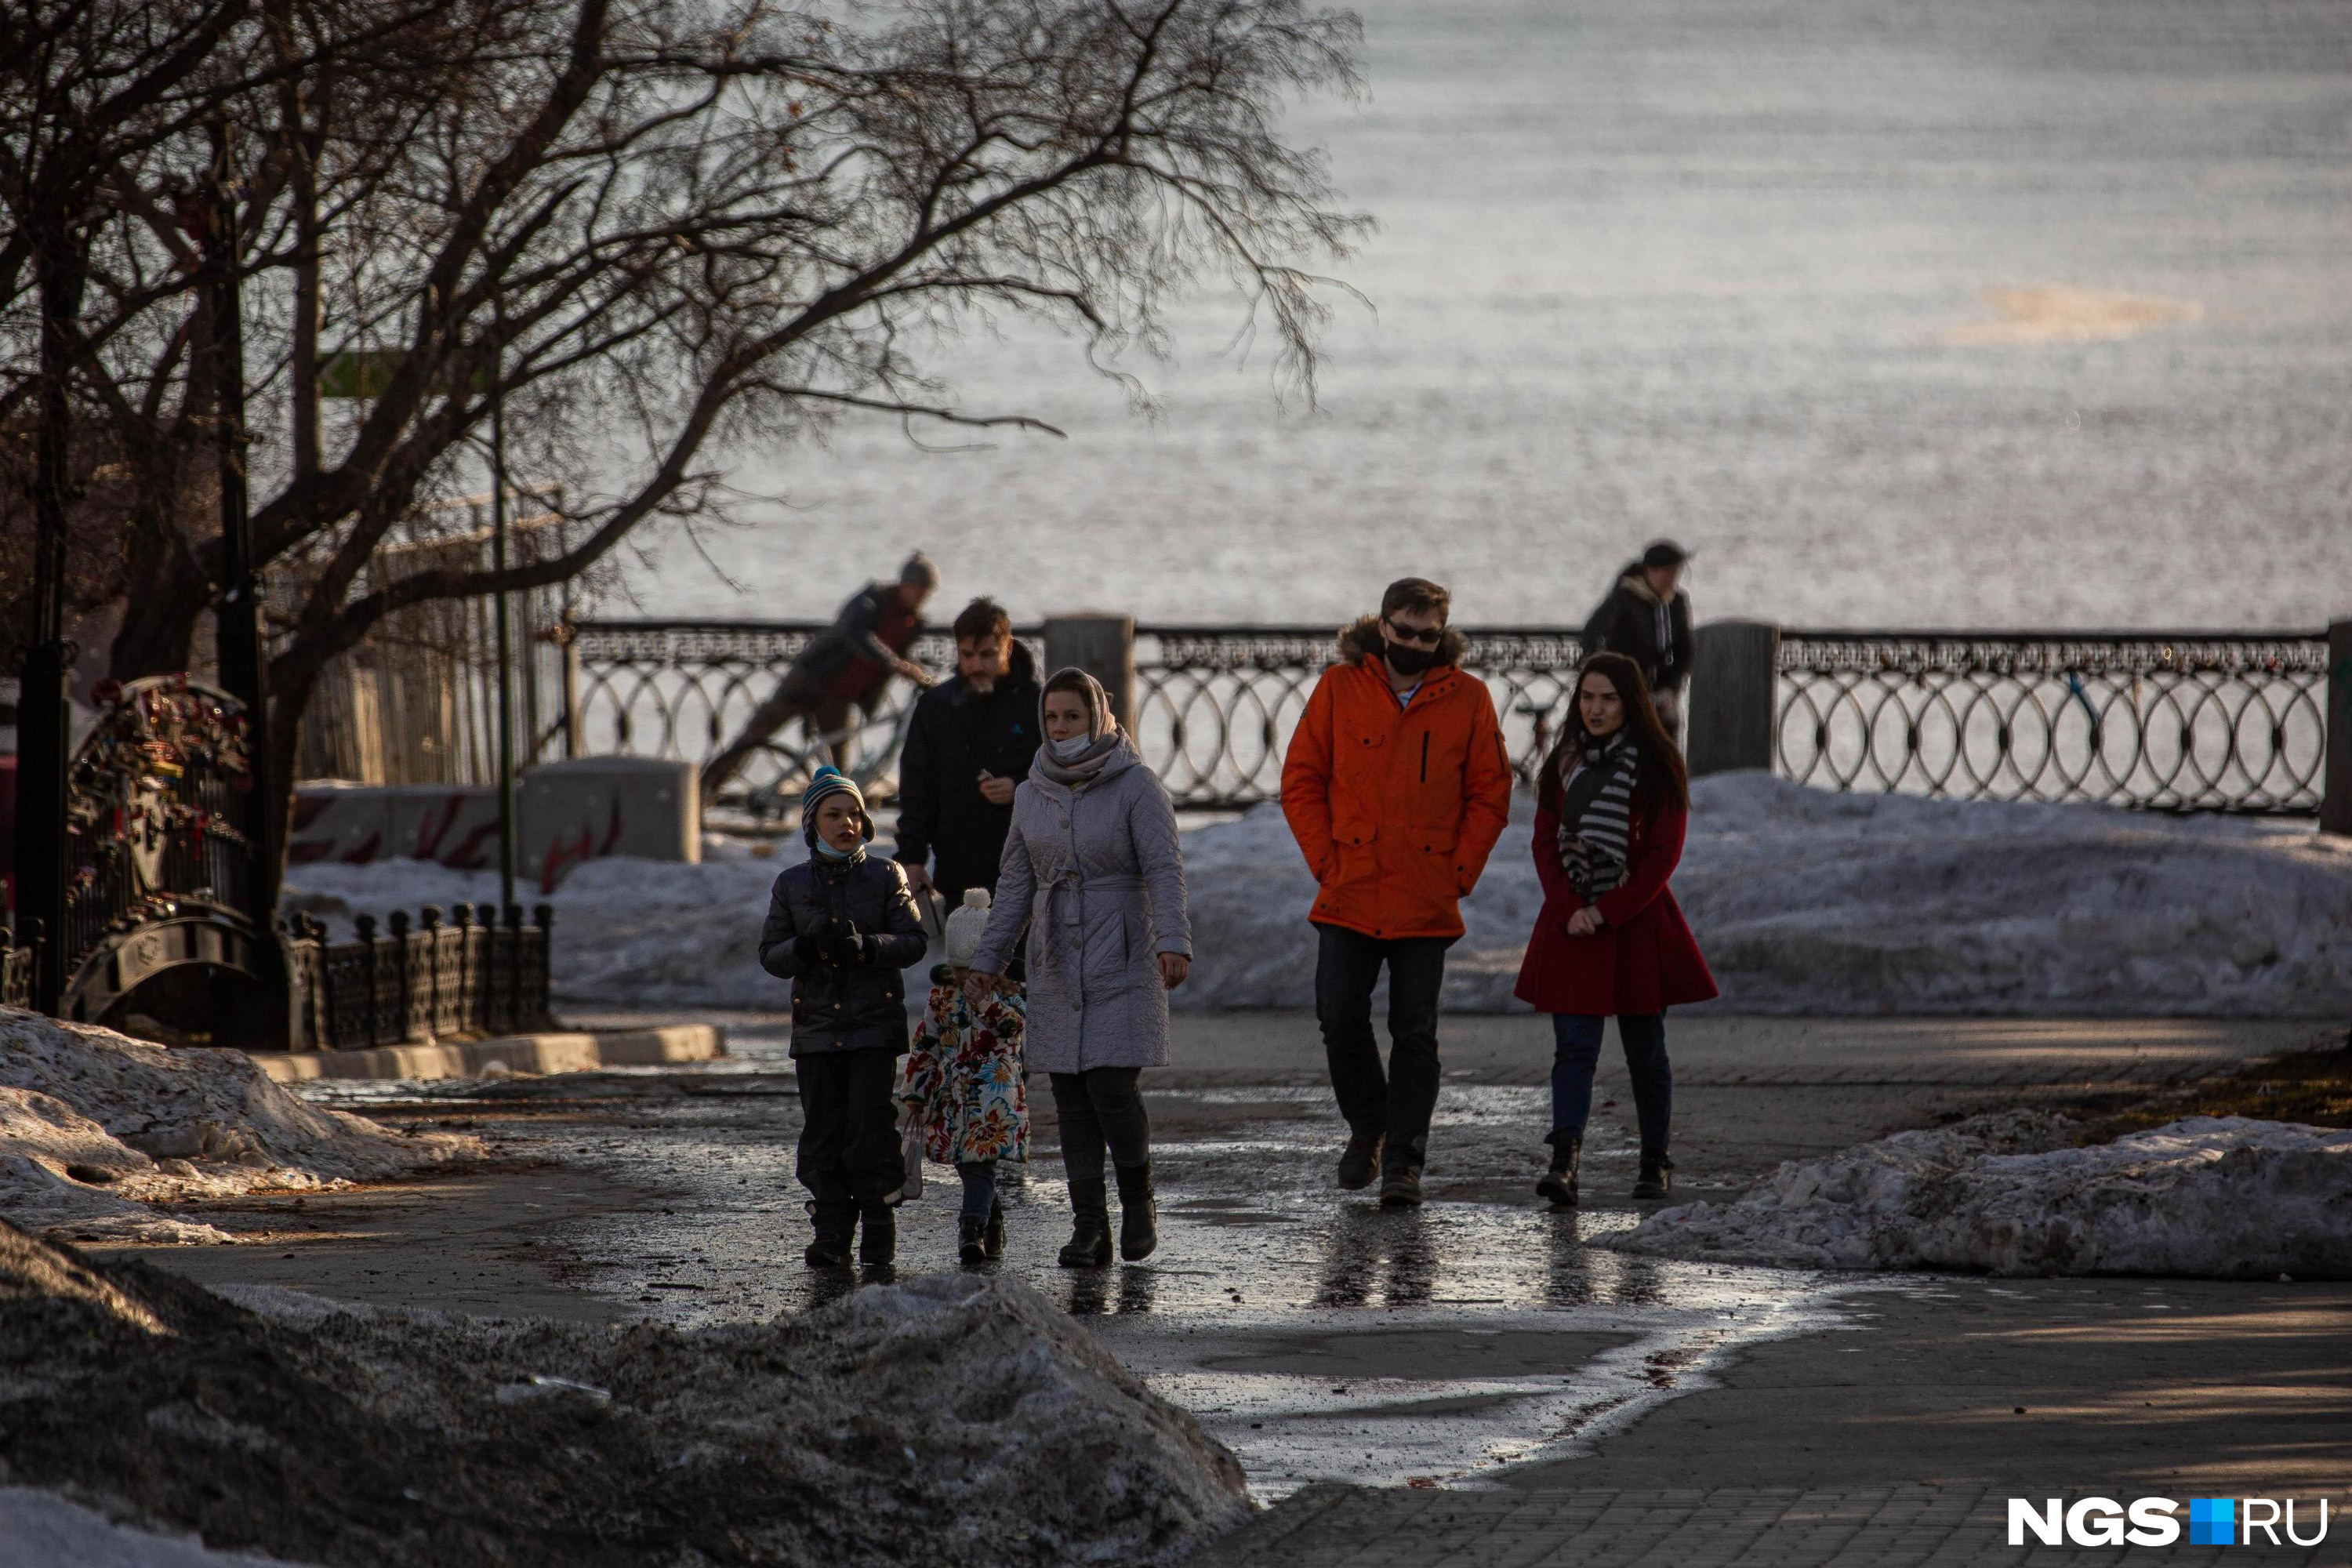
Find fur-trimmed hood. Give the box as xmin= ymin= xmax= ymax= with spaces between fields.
xmin=1336 ymin=613 xmax=1469 ymax=670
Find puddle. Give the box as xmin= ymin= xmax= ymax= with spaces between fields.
xmin=387 ymin=1074 xmax=1866 ymax=1499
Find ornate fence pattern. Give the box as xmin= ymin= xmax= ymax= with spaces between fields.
xmin=568 ymin=620 xmax=971 ymax=808
xmin=1775 ymin=633 xmax=2328 ymax=812
xmin=1135 ymin=626 xmax=1586 ymax=804
xmin=568 ymin=618 xmax=2329 ymax=815
xmin=283 ymin=903 xmax=557 ymax=1051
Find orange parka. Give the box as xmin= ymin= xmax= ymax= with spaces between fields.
xmin=1281 ymin=618 xmax=1515 ymax=941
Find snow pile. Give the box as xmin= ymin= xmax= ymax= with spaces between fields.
xmin=1178 ymin=774 xmax=2352 ymax=1015
xmin=0 ymin=1223 xmax=1249 ymax=1567
xmin=1604 ymin=1112 xmax=2352 ymax=1277
xmin=285 ymin=773 xmax=2352 ymax=1016
xmin=0 ymin=1011 xmax=480 ymax=1243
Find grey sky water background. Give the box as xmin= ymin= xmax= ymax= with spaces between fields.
xmin=621 ymin=0 xmax=2352 ymax=631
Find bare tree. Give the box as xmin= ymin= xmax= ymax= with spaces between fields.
xmin=6 ymin=0 xmax=1367 ymax=900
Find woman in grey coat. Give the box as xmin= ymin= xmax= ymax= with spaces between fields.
xmin=965 ymin=667 xmax=1192 ymax=1267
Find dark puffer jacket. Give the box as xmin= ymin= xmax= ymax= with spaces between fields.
xmin=891 ymin=638 xmax=1044 ymax=903
xmin=757 ymin=849 xmax=928 ymax=1055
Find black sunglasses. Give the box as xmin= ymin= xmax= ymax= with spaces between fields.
xmin=1383 ymin=618 xmax=1443 ymax=647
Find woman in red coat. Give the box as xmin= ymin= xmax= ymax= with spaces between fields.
xmin=1514 ymin=652 xmax=1716 ymax=1206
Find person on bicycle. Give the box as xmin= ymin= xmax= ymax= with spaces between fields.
xmin=702 ymin=554 xmax=938 ymax=806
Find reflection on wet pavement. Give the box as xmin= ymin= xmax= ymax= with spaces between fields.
xmin=309 ymin=1061 xmax=1846 ymax=1498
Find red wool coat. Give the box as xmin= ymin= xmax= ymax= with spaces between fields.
xmin=1513 ymin=792 xmax=1718 ymax=1017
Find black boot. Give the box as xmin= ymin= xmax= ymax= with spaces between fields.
xmin=1536 ymin=1137 xmax=1581 ymax=1207
xmin=1114 ymin=1160 xmax=1158 ymax=1261
xmin=958 ymin=1214 xmax=989 ymax=1266
xmin=984 ymin=1198 xmax=1006 ymax=1260
xmin=804 ymin=1196 xmax=855 ymax=1268
xmin=1059 ymin=1178 xmax=1112 ymax=1267
xmin=1336 ymin=1131 xmax=1384 ymax=1192
xmin=858 ymin=1197 xmax=896 ymax=1265
xmin=1632 ymin=1149 xmax=1674 ymax=1200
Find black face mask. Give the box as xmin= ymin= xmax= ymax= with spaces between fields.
xmin=1383 ymin=638 xmax=1437 ymax=677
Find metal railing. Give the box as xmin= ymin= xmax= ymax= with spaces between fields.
xmin=1775 ymin=632 xmax=2328 ymax=812
xmin=1135 ymin=625 xmax=1585 ymax=805
xmin=283 ymin=903 xmax=557 ymax=1051
xmin=566 ymin=617 xmax=2331 ymax=816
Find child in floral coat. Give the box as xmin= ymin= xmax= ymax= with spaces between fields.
xmin=900 ymin=888 xmax=1029 ymax=1264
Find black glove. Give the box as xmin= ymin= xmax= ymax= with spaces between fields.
xmin=827 ymin=920 xmax=868 ymax=967
xmin=793 ymin=929 xmax=829 ymax=965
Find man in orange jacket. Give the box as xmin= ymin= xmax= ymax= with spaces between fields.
xmin=1282 ymin=577 xmax=1514 ymax=1207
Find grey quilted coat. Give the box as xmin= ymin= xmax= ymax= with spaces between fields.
xmin=970 ymin=735 xmax=1192 ymax=1074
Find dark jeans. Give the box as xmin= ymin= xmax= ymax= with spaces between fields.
xmin=1049 ymin=1067 xmax=1150 ymax=1184
xmin=794 ymin=1046 xmax=903 ymax=1203
xmin=1548 ymin=1012 xmax=1671 ymax=1155
xmin=956 ymin=1160 xmax=998 ymax=1221
xmin=1315 ymin=923 xmax=1452 ymax=1173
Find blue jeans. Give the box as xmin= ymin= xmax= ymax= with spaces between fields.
xmin=956 ymin=1160 xmax=998 ymax=1221
xmin=1548 ymin=1013 xmax=1671 ymax=1154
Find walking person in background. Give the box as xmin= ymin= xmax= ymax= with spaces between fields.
xmin=757 ymin=768 xmax=929 ymax=1266
xmin=702 ymin=554 xmax=940 ymax=807
xmin=1581 ymin=541 xmax=1695 ymax=732
xmin=1282 ymin=578 xmax=1515 ymax=1208
xmin=1514 ymin=651 xmax=1716 ymax=1207
xmin=894 ymin=597 xmax=1044 ymax=909
xmin=964 ymin=669 xmax=1192 ymax=1268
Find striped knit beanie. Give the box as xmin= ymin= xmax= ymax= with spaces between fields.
xmin=800 ymin=767 xmax=873 ymax=839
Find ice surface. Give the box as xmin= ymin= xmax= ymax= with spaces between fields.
xmin=283 ymin=774 xmax=2352 ymax=1017
xmin=1605 ymin=1112 xmax=2352 ymax=1277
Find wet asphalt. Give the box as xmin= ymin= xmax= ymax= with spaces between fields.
xmin=301 ymin=1019 xmax=1862 ymax=1498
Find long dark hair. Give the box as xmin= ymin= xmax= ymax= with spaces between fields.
xmin=1538 ymin=651 xmax=1690 ymax=815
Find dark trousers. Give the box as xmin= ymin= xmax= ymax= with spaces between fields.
xmin=1315 ymin=923 xmax=1451 ymax=1173
xmin=956 ymin=1160 xmax=998 ymax=1221
xmin=1548 ymin=1012 xmax=1671 ymax=1154
xmin=1049 ymin=1067 xmax=1149 ymax=1183
xmin=702 ymin=673 xmax=855 ymax=803
xmin=794 ymin=1046 xmax=903 ymax=1203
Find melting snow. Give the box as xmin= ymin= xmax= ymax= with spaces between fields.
xmin=1603 ymin=1112 xmax=2352 ymax=1277
xmin=281 ymin=773 xmax=2352 ymax=1017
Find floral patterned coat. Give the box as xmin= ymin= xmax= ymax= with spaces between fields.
xmin=898 ymin=981 xmax=1029 ymax=1166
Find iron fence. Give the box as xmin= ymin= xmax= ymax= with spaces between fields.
xmin=283 ymin=902 xmax=557 ymax=1051
xmin=1134 ymin=625 xmax=1586 ymax=805
xmin=1775 ymin=632 xmax=2328 ymax=812
xmin=566 ymin=617 xmax=2330 ymax=816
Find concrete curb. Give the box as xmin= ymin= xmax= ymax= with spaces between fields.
xmin=250 ymin=1024 xmax=726 ymax=1083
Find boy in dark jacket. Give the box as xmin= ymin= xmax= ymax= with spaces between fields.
xmin=758 ymin=767 xmax=928 ymax=1265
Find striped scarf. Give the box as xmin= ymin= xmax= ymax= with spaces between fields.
xmin=1556 ymin=733 xmax=1638 ymax=901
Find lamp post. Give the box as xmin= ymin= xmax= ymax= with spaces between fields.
xmin=491 ymin=296 xmax=517 ymax=915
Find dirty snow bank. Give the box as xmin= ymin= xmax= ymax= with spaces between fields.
xmin=0 ymin=1221 xmax=1249 ymax=1567
xmin=284 ymin=773 xmax=2352 ymax=1015
xmin=0 ymin=1011 xmax=480 ymax=1244
xmin=1602 ymin=1112 xmax=2352 ymax=1277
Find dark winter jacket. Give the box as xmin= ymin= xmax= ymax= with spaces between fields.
xmin=789 ymin=583 xmax=924 ymax=703
xmin=892 ymin=639 xmax=1044 ymax=902
xmin=757 ymin=849 xmax=928 ymax=1055
xmin=1582 ymin=567 xmax=1694 ymax=695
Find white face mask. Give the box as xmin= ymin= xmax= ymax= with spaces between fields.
xmin=1048 ymin=731 xmax=1097 ymax=762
